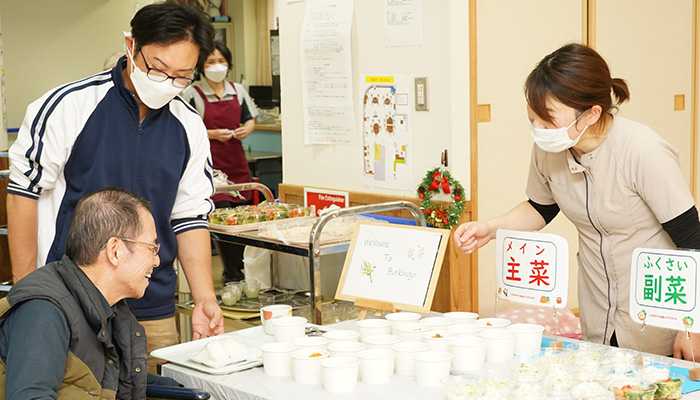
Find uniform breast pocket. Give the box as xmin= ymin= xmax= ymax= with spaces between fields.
xmin=547 ymin=178 xmax=571 ymax=199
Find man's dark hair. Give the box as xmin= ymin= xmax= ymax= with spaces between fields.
xmin=65 ymin=187 xmax=152 ymax=266
xmin=130 ymin=1 xmax=215 ymax=68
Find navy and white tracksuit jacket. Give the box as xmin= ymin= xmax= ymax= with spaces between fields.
xmin=8 ymin=56 xmax=215 ymax=320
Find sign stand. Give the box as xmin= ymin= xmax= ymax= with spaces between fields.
xmin=335 ymin=222 xmax=450 ymax=316
xmin=355 ymin=298 xmax=397 ymax=320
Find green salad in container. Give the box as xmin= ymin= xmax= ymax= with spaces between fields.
xmin=654 ymin=372 xmax=685 ymax=400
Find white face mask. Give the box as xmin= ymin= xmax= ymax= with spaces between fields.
xmin=204 ymin=64 xmax=229 ymax=83
xmin=126 ymin=43 xmax=182 ymax=110
xmin=529 ymin=111 xmax=589 ymax=153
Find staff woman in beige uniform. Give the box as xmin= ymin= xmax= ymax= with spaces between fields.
xmin=455 ymin=43 xmax=700 ymax=358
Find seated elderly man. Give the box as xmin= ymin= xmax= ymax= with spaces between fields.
xmin=0 ymin=187 xmax=160 ymax=399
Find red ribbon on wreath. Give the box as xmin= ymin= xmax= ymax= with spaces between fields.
xmin=423 ymin=208 xmax=448 ymax=225
xmin=427 ymin=171 xmax=451 ymax=194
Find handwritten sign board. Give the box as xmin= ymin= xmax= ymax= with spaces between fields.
xmin=629 ymin=248 xmax=700 ymax=333
xmin=304 ymin=187 xmax=349 ymax=216
xmin=495 ymin=229 xmax=569 ymax=308
xmin=335 ymin=221 xmax=450 ymax=313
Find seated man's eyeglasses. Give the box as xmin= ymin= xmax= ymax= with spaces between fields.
xmin=140 ymin=52 xmax=194 ymax=89
xmin=116 ymin=237 xmax=161 ymax=256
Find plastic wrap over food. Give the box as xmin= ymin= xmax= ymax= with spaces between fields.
xmin=257 ymin=214 xmax=380 ymax=245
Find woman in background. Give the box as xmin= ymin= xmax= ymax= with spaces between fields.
xmin=183 ymin=41 xmax=258 ymax=284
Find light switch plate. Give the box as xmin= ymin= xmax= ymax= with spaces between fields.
xmin=415 ymin=77 xmax=429 ymax=111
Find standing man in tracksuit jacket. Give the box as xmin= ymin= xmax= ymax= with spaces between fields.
xmin=6 ymin=2 xmax=224 ymax=374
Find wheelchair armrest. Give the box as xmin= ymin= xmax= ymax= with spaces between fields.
xmin=146 ymin=385 xmax=210 ymax=400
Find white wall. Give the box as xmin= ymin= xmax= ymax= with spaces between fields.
xmin=1 ymin=0 xmax=134 ymax=129
xmin=277 ymin=0 xmax=471 ymax=200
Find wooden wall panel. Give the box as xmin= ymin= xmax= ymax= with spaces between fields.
xmin=278 ymin=183 xmax=477 ymax=312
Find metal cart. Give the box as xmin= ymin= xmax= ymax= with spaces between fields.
xmin=209 ymin=183 xmax=426 ymax=324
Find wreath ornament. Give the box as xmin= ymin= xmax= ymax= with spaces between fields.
xmin=417 ymin=168 xmax=465 ymax=229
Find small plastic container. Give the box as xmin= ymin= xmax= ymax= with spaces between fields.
xmin=652 ymin=372 xmax=686 ymax=400
xmin=609 ymin=382 xmax=657 ymax=400
xmin=220 ymin=283 xmax=240 ymax=306
xmin=242 ymin=280 xmax=260 ymax=299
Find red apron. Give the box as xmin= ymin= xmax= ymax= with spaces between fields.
xmin=194 ymin=83 xmax=252 ymax=203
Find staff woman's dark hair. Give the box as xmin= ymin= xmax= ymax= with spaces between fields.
xmin=525 ymin=43 xmax=630 ymax=124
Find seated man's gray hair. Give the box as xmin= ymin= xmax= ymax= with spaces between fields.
xmin=65 ymin=186 xmax=152 ymax=265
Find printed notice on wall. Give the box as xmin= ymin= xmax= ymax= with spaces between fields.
xmin=361 ymin=75 xmax=412 ymax=190
xmin=629 ymin=248 xmax=700 ymax=333
xmin=335 ymin=222 xmax=449 ymax=313
xmin=384 ymin=0 xmax=422 ymax=47
xmin=300 ymin=0 xmax=355 ymax=145
xmin=495 ymin=229 xmax=570 ymax=308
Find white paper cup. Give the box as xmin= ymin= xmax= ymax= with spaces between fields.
xmin=447 ymin=323 xmax=484 ymax=337
xmin=419 ymin=316 xmax=455 ymax=330
xmin=474 ymin=317 xmax=511 ymax=330
xmin=323 ymin=329 xmax=360 ymax=343
xmin=260 ymin=304 xmax=293 ymax=335
xmin=397 ymin=323 xmax=432 ymax=342
xmin=392 ymin=341 xmax=429 ymax=376
xmin=385 ymin=312 xmax=422 ymax=335
xmin=328 ymin=341 xmax=367 ymax=359
xmin=479 ymin=329 xmax=516 ymax=363
xmin=421 ymin=330 xmax=457 ymax=352
xmin=356 ymin=319 xmax=392 ymax=342
xmin=357 ymin=348 xmax=396 ymax=384
xmin=363 ymin=334 xmax=402 ymax=350
xmin=443 ymin=311 xmax=479 ymax=324
xmin=291 ymin=349 xmax=328 ymax=385
xmin=292 ymin=336 xmax=330 ymax=353
xmin=272 ymin=316 xmax=307 ymax=343
xmin=260 ymin=342 xmax=298 ymax=377
xmin=506 ymin=323 xmax=544 ymax=356
xmin=414 ymin=351 xmax=452 ymax=386
xmin=449 ymin=336 xmax=486 ymax=373
xmin=320 ymin=356 xmax=359 ymax=393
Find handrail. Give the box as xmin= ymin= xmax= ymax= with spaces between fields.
xmin=214 ymin=182 xmax=274 ymax=203
xmin=307 ymin=201 xmax=426 ymax=324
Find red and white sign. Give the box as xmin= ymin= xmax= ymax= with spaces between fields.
xmin=303 ymin=188 xmax=349 ymax=216
xmin=495 ymin=229 xmax=569 ymax=308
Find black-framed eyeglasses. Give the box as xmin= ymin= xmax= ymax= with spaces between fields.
xmin=116 ymin=237 xmax=161 ymax=256
xmin=140 ymin=51 xmax=194 ymax=89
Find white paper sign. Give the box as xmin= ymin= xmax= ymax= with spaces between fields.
xmin=336 ymin=222 xmax=449 ymax=313
xmin=629 ymin=248 xmax=700 ymax=333
xmin=495 ymin=229 xmax=569 ymax=308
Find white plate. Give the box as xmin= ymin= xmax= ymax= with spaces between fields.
xmin=187 ymin=347 xmax=262 ymax=369
xmin=151 ymin=332 xmax=264 ymax=375
xmin=152 ymin=325 xmax=332 ymax=375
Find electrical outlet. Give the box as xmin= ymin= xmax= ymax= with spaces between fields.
xmin=415 ymin=77 xmax=429 ymax=111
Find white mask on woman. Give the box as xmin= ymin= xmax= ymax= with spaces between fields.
xmin=126 ymin=43 xmax=182 ymax=110
xmin=204 ymin=64 xmax=229 ymax=83
xmin=529 ymin=111 xmax=589 ymax=153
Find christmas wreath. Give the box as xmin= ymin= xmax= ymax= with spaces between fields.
xmin=417 ymin=167 xmax=465 ymax=229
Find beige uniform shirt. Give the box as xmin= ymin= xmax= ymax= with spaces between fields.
xmin=526 ymin=116 xmax=695 ymax=355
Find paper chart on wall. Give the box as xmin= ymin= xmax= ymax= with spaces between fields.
xmin=383 ymin=0 xmax=422 ymax=46
xmin=300 ymin=0 xmax=356 ymax=145
xmin=361 ymin=75 xmax=412 ymax=190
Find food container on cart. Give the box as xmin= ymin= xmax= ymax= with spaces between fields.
xmin=609 ymin=382 xmax=658 ymax=400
